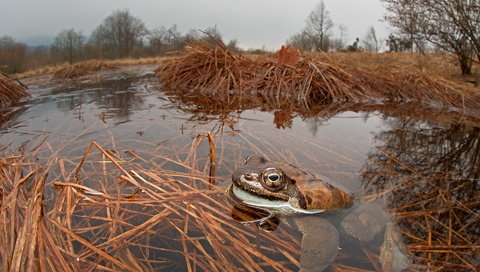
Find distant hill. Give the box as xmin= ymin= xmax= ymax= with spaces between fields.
xmin=18 ymin=36 xmax=54 ymax=47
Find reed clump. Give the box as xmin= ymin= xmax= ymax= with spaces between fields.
xmin=157 ymin=42 xmax=480 ymax=113
xmin=255 ymin=58 xmax=373 ymax=106
xmin=157 ymin=42 xmax=371 ymax=107
xmin=52 ymin=60 xmax=116 ymax=80
xmin=0 ymin=73 xmax=29 ymax=107
xmin=155 ymin=41 xmax=256 ymax=104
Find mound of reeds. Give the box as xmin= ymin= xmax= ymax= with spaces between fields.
xmin=0 ymin=73 xmax=29 ymax=107
xmin=155 ymin=41 xmax=256 ymax=104
xmin=53 ymin=61 xmax=116 ymax=80
xmin=157 ymin=42 xmax=480 ymax=113
xmin=157 ymin=42 xmax=371 ymax=107
xmin=255 ymin=58 xmax=373 ymax=106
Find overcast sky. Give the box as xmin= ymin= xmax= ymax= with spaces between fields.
xmin=0 ymin=0 xmax=389 ymax=49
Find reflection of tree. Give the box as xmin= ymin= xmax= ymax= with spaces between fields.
xmin=163 ymin=90 xmax=357 ymax=131
xmin=273 ymin=110 xmax=293 ymax=129
xmin=55 ymin=78 xmax=146 ymax=120
xmin=362 ymin=117 xmax=479 ymax=270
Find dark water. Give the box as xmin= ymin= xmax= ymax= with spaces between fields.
xmin=1 ymin=67 xmax=478 ymax=271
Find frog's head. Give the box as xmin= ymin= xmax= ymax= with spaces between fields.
xmin=232 ymin=155 xmax=296 ymax=200
xmin=231 ymin=155 xmax=329 ymax=214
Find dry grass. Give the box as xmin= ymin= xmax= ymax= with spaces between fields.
xmin=18 ymin=57 xmax=170 ymax=79
xmin=157 ymin=42 xmax=480 ymax=115
xmin=52 ymin=60 xmax=117 ymax=80
xmin=156 ymin=42 xmax=372 ymax=107
xmin=0 ymin=138 xmax=303 ymax=271
xmin=0 ymin=73 xmax=29 ymax=107
xmin=317 ymin=51 xmax=479 ymax=82
xmin=155 ymin=42 xmax=255 ymax=99
xmin=0 ymin=155 xmax=45 ymax=271
xmin=107 ymin=56 xmax=171 ymax=66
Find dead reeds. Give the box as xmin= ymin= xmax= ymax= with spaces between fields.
xmin=156 ymin=41 xmax=255 ymax=104
xmin=157 ymin=42 xmax=480 ymax=114
xmin=156 ymin=42 xmax=371 ymax=107
xmin=0 ymin=73 xmax=29 ymax=107
xmin=52 ymin=60 xmax=116 ymax=80
xmin=0 ymin=155 xmax=45 ymax=271
xmin=2 ymin=120 xmax=478 ymax=270
xmin=0 ymin=138 xmax=304 ymax=271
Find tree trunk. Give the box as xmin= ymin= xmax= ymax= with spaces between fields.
xmin=458 ymin=55 xmax=472 ymax=75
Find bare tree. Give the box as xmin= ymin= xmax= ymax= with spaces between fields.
xmin=382 ymin=0 xmax=423 ymax=52
xmin=51 ymin=28 xmax=85 ymax=64
xmin=164 ymin=24 xmax=182 ymax=46
xmin=363 ymin=26 xmax=382 ymax=52
xmin=305 ymin=1 xmax=334 ymax=51
xmin=148 ymin=26 xmax=167 ymax=55
xmin=0 ymin=36 xmax=27 ymax=73
xmin=183 ymin=29 xmax=201 ymax=44
xmin=90 ymin=9 xmax=147 ymax=58
xmin=331 ymin=24 xmax=348 ymax=51
xmin=386 ymin=34 xmax=413 ymax=52
xmin=202 ymin=25 xmax=223 ymax=43
xmin=148 ymin=25 xmax=182 ymax=55
xmin=286 ymin=30 xmax=317 ymax=51
xmin=226 ymin=39 xmax=239 ymax=52
xmin=286 ymin=1 xmax=334 ymax=51
xmin=382 ymin=0 xmax=480 ymax=74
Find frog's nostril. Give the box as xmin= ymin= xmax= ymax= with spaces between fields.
xmin=244 ymin=173 xmax=254 ymax=180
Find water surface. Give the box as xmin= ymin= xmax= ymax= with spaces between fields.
xmin=1 ymin=67 xmax=478 ymax=271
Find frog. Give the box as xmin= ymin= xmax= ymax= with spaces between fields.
xmin=231 ymin=154 xmax=352 ymax=214
xmin=230 ymin=154 xmax=410 ymax=272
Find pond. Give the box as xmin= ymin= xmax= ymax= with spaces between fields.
xmin=1 ymin=66 xmax=478 ymax=271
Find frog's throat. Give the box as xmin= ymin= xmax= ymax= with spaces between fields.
xmin=231 ymin=185 xmax=325 ymax=214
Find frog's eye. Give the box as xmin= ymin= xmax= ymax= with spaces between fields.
xmin=261 ymin=168 xmax=285 ymax=191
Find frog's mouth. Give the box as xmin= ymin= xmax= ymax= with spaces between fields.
xmin=230 ymin=185 xmax=324 ymax=214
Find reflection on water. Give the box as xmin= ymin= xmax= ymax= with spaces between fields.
xmin=363 ymin=117 xmax=480 ymax=270
xmin=0 ymin=67 xmax=479 ymax=271
xmin=53 ymin=77 xmax=148 ymax=121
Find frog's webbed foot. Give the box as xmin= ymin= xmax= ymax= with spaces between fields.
xmin=295 ymin=216 xmax=339 ymax=272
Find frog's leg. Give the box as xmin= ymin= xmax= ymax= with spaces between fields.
xmin=340 ymin=202 xmax=387 ymax=242
xmin=340 ymin=201 xmax=412 ymax=271
xmin=295 ymin=216 xmax=339 ymax=272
